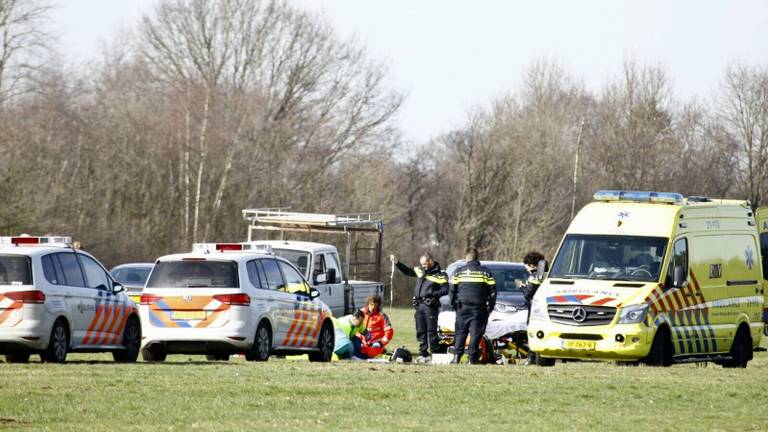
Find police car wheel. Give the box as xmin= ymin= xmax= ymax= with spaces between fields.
xmin=40 ymin=319 xmax=69 ymax=363
xmin=113 ymin=317 xmax=141 ymax=363
xmin=141 ymin=346 xmax=167 ymax=362
xmin=5 ymin=352 xmax=31 ymax=363
xmin=246 ymin=322 xmax=271 ymax=362
xmin=309 ymin=322 xmax=334 ymax=363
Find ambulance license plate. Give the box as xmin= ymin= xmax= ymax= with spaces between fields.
xmin=563 ymin=340 xmax=596 ymax=350
xmin=171 ymin=311 xmax=206 ymax=320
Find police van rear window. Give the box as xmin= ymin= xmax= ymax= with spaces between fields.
xmin=0 ymin=255 xmax=32 ymax=285
xmin=146 ymin=261 xmax=239 ymax=288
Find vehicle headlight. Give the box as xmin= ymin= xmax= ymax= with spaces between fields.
xmin=494 ymin=304 xmax=517 ymax=313
xmin=529 ymin=300 xmax=547 ymax=321
xmin=617 ymin=304 xmax=649 ymax=324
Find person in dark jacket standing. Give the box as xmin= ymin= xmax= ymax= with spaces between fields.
xmin=449 ymin=247 xmax=496 ymax=364
xmin=390 ymin=253 xmax=448 ymax=363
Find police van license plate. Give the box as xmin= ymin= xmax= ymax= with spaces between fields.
xmin=171 ymin=311 xmax=206 ymax=320
xmin=563 ymin=340 xmax=596 ymax=350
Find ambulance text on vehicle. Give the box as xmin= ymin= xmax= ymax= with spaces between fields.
xmin=528 ymin=191 xmax=764 ymax=367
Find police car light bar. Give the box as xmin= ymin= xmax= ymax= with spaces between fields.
xmin=593 ymin=190 xmax=683 ymax=204
xmin=0 ymin=235 xmax=73 ymax=247
xmin=191 ymin=243 xmax=272 ymax=254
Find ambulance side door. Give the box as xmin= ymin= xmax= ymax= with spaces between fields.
xmin=721 ymin=233 xmax=762 ymax=350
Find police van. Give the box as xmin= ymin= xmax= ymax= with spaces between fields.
xmin=139 ymin=243 xmax=335 ymax=362
xmin=0 ymin=235 xmax=141 ymax=363
xmin=528 ymin=191 xmax=764 ymax=367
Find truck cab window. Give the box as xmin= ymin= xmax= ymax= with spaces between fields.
xmin=313 ymin=254 xmax=326 ymax=277
xmin=665 ymin=238 xmax=688 ymax=287
xmin=325 ymin=253 xmax=341 ymax=283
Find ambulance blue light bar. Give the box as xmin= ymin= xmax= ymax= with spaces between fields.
xmin=593 ymin=190 xmax=684 ymax=204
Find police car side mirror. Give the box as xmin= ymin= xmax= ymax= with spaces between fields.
xmin=310 ymin=288 xmax=320 ymax=299
xmin=113 ymin=283 xmax=125 ymax=294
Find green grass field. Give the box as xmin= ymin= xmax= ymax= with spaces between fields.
xmin=1 ymin=307 xmax=767 ymax=431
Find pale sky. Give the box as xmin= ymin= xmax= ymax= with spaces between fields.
xmin=50 ymin=0 xmax=768 ymax=144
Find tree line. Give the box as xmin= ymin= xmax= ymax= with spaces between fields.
xmin=1 ymin=0 xmax=766 ymax=303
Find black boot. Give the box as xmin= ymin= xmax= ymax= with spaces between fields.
xmin=450 ymin=354 xmax=463 ymax=364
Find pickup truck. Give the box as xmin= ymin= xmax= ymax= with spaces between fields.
xmin=251 ymin=240 xmax=384 ymax=316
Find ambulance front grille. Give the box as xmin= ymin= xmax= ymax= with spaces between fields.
xmin=547 ymin=305 xmax=616 ymax=326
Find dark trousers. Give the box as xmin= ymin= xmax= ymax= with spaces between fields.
xmin=453 ymin=304 xmax=489 ymax=361
xmin=414 ymin=303 xmax=439 ymax=357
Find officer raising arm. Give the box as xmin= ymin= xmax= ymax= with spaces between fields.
xmin=449 ymin=247 xmax=496 ymax=364
xmin=390 ymin=253 xmax=448 ymax=363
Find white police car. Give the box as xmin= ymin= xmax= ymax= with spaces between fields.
xmin=139 ymin=243 xmax=335 ymax=362
xmin=0 ymin=236 xmax=141 ymax=363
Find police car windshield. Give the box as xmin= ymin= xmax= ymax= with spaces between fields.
xmin=146 ymin=261 xmax=239 ymax=288
xmin=487 ymin=266 xmax=528 ymax=293
xmin=272 ymin=249 xmax=310 ymax=278
xmin=113 ymin=267 xmax=151 ymax=285
xmin=549 ymin=234 xmax=667 ymax=282
xmin=0 ymin=255 xmax=32 ymax=285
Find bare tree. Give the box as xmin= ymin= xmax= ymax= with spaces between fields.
xmin=719 ymin=63 xmax=768 ymax=208
xmin=0 ymin=0 xmax=51 ymax=106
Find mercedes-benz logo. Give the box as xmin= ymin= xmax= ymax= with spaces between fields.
xmin=183 ymin=295 xmax=192 ymax=303
xmin=572 ymin=307 xmax=587 ymax=323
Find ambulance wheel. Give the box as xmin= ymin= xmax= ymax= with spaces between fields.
xmin=643 ymin=326 xmax=673 ymax=367
xmin=141 ymin=346 xmax=167 ymax=362
xmin=40 ymin=319 xmax=69 ymax=363
xmin=246 ymin=322 xmax=271 ymax=362
xmin=206 ymin=353 xmax=230 ymax=361
xmin=534 ymin=354 xmax=555 ymax=367
xmin=113 ymin=317 xmax=141 ymax=363
xmin=309 ymin=321 xmax=334 ymax=362
xmin=723 ymin=327 xmax=751 ymax=368
xmin=5 ymin=352 xmax=31 ymax=363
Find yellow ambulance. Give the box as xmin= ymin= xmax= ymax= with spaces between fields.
xmin=528 ymin=190 xmax=764 ymax=367
xmin=756 ymin=207 xmax=768 ymax=336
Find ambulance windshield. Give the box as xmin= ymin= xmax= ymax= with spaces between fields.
xmin=549 ymin=235 xmax=667 ymax=282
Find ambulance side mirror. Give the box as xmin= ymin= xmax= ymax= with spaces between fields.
xmin=672 ymin=266 xmax=687 ymax=288
xmin=536 ymin=259 xmax=547 ymax=281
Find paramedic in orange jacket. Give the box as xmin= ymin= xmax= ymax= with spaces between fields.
xmin=355 ymin=295 xmax=394 ymax=359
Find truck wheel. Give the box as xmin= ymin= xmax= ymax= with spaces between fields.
xmin=643 ymin=326 xmax=673 ymax=367
xmin=309 ymin=322 xmax=334 ymax=362
xmin=5 ymin=352 xmax=31 ymax=363
xmin=246 ymin=322 xmax=271 ymax=362
xmin=723 ymin=327 xmax=751 ymax=368
xmin=113 ymin=317 xmax=141 ymax=363
xmin=40 ymin=319 xmax=69 ymax=363
xmin=206 ymin=353 xmax=230 ymax=361
xmin=141 ymin=346 xmax=167 ymax=362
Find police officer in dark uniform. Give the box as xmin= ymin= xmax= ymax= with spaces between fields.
xmin=449 ymin=247 xmax=496 ymax=364
xmin=390 ymin=253 xmax=448 ymax=363
xmin=521 ymin=251 xmax=546 ymax=365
